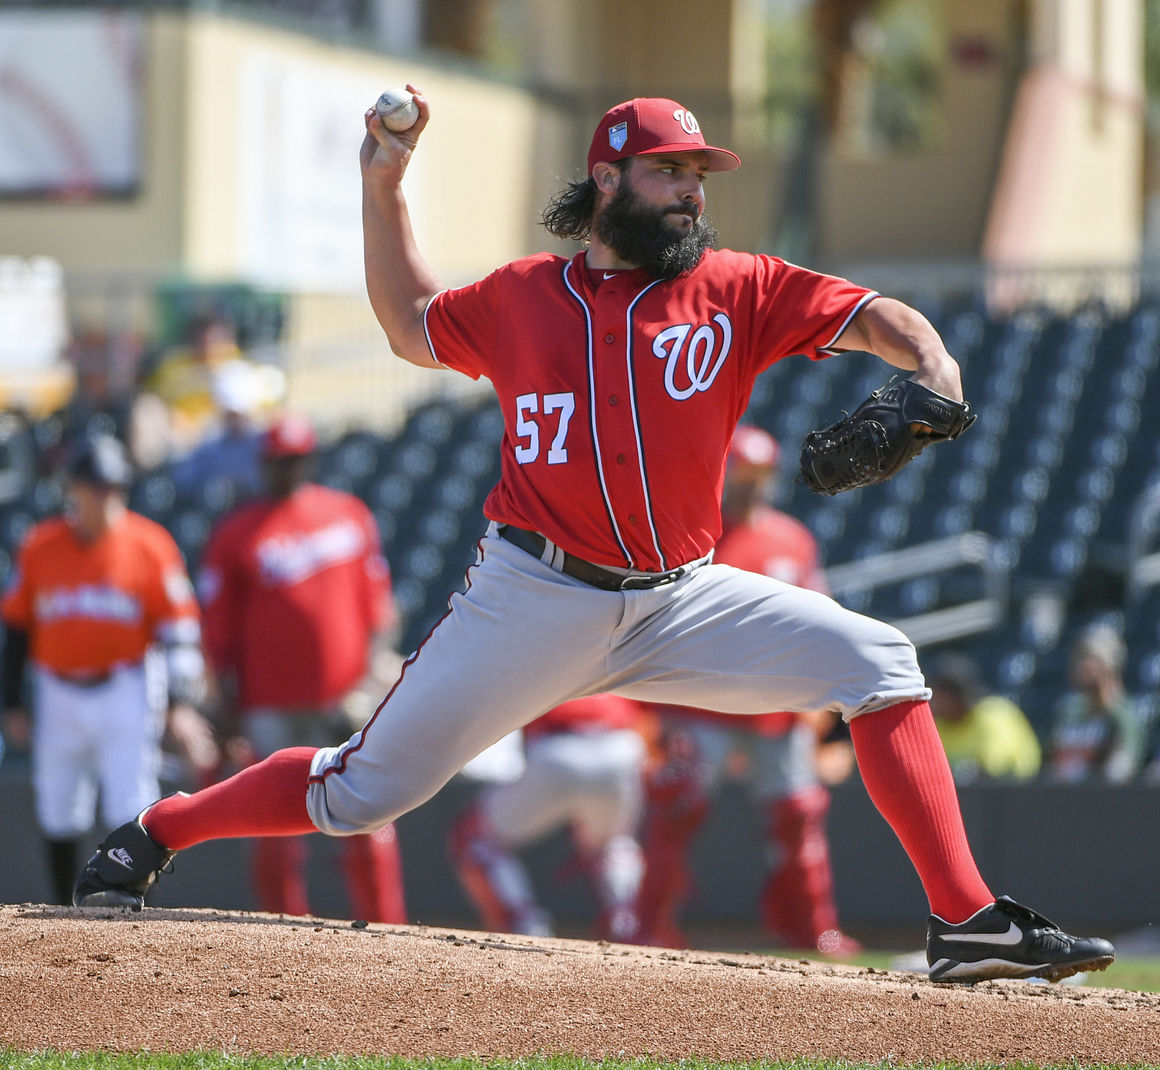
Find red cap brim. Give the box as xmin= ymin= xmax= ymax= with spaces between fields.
xmin=635 ymin=143 xmax=741 ymax=172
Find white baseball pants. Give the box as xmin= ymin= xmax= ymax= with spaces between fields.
xmin=32 ymin=663 xmax=164 ymax=839
xmin=480 ymin=727 xmax=646 ymax=851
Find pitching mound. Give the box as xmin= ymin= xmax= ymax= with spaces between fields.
xmin=2 ymin=904 xmax=1157 ymax=1065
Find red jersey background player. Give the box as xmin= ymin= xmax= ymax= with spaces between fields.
xmin=450 ymin=692 xmax=647 ymax=941
xmin=1 ymin=436 xmax=213 ymax=904
xmin=637 ymin=426 xmax=859 ymax=953
xmin=196 ymin=415 xmax=405 ymax=921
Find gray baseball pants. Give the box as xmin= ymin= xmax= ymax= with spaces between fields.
xmin=307 ymin=523 xmax=928 ymax=835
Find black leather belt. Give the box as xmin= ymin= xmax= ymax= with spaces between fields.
xmin=497 ymin=524 xmax=688 ymax=591
xmin=50 ymin=669 xmax=113 ymax=689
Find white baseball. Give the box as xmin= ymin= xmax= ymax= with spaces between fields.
xmin=375 ymin=88 xmax=419 ymax=133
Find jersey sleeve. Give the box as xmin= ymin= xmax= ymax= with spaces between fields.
xmin=152 ymin=530 xmax=199 ymax=619
xmin=422 ymin=266 xmax=508 ymax=380
xmin=142 ymin=523 xmax=201 ymax=644
xmin=750 ymin=256 xmax=877 ymax=367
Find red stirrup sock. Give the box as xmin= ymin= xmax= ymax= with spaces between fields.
xmin=143 ymin=747 xmax=319 ymax=851
xmin=849 ymin=700 xmax=992 ymax=922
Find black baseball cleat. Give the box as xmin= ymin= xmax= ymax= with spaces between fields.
xmin=926 ymin=895 xmax=1115 ymax=984
xmin=73 ymin=808 xmax=177 ymax=910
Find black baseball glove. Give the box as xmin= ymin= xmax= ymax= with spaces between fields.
xmin=799 ymin=378 xmax=976 ymax=495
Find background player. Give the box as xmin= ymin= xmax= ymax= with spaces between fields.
xmin=196 ymin=415 xmax=405 ymax=922
xmin=1 ymin=436 xmax=213 ymax=904
xmin=450 ymin=692 xmax=647 ymax=941
xmin=637 ymin=425 xmax=858 ymax=954
xmin=76 ymin=90 xmax=1114 ymax=985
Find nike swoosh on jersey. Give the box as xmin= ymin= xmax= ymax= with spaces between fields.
xmin=937 ymin=921 xmax=1023 ymax=946
xmin=603 ymin=272 xmax=617 ymax=279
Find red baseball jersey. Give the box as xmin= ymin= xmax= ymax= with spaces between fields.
xmin=197 ymin=484 xmax=394 ymax=710
xmin=523 ymin=692 xmax=645 ymax=741
xmin=1 ymin=512 xmax=199 ymax=675
xmin=424 ymin=249 xmax=874 ymax=571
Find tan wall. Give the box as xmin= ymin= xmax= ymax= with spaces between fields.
xmin=526 ymin=0 xmax=785 ymax=259
xmin=818 ymin=0 xmax=1023 ymax=264
xmin=1 ymin=1 xmax=1146 ymax=427
xmin=984 ymin=0 xmax=1144 ymax=274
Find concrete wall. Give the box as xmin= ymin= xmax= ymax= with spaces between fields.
xmin=2 ymin=767 xmax=1153 ymax=942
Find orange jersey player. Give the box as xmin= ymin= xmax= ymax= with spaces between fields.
xmin=1 ymin=436 xmax=211 ymax=905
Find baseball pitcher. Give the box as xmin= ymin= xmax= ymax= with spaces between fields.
xmin=74 ymin=90 xmax=1114 ymax=985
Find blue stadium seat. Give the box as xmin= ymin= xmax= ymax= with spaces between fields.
xmin=130 ymin=471 xmax=179 ymax=522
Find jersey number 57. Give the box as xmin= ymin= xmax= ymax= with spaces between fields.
xmin=514 ymin=392 xmax=576 ymax=465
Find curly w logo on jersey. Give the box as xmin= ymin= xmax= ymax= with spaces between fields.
xmin=651 ymin=314 xmax=733 ymax=401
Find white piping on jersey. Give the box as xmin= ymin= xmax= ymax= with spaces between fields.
xmin=817 ymin=290 xmax=879 ymax=356
xmin=622 ymin=280 xmax=667 ymax=570
xmin=562 ymin=261 xmax=634 ymax=566
xmin=421 ymin=291 xmax=450 ymax=367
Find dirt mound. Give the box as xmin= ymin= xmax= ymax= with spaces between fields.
xmin=2 ymin=905 xmax=1158 ymax=1065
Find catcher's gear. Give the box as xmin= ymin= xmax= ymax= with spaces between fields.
xmin=799 ymin=378 xmax=976 ymax=495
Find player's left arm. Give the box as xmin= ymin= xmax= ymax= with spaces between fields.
xmin=830 ymin=296 xmax=964 ymax=403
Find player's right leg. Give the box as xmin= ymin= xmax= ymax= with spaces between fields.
xmin=73 ymin=747 xmax=319 ymax=908
xmin=304 ymin=531 xmax=623 ymax=837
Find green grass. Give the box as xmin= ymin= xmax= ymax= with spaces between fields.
xmin=1 ymin=1046 xmax=1152 ymax=1070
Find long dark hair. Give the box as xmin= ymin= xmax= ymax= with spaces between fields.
xmin=540 ymin=160 xmax=629 ymax=243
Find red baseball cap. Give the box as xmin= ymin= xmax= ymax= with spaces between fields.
xmin=588 ymin=98 xmax=741 ymax=176
xmin=263 ymin=414 xmax=317 ymax=459
xmin=728 ymin=425 xmax=779 ymax=469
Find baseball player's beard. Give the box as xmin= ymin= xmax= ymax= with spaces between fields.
xmin=593 ymin=183 xmax=718 ymax=279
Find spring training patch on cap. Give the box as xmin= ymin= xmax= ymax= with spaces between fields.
xmin=608 ymin=122 xmax=628 ymax=152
